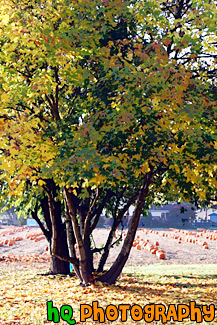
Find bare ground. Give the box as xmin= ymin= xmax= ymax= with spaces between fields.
xmin=0 ymin=226 xmax=217 ymax=270
xmin=92 ymin=228 xmax=217 ymax=266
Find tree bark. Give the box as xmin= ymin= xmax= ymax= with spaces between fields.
xmin=65 ymin=212 xmax=82 ymax=281
xmin=83 ymin=188 xmax=100 ymax=273
xmin=41 ymin=188 xmax=71 ymax=274
xmin=31 ymin=200 xmax=50 ymax=239
xmin=49 ymin=220 xmax=71 ymax=275
xmin=50 ymin=251 xmax=70 ymax=275
xmin=98 ymin=174 xmax=152 ymax=284
xmin=90 ymin=190 xmax=114 ymax=233
xmin=97 ymin=221 xmax=118 ymax=273
xmin=97 ymin=190 xmax=139 ymax=272
xmin=64 ymin=187 xmax=93 ymax=285
xmin=41 ymin=196 xmax=52 ymax=237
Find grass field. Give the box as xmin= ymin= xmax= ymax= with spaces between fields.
xmin=0 ymin=263 xmax=217 ymax=324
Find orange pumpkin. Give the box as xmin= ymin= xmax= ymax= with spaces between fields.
xmin=159 ymin=253 xmax=165 ymax=259
xmin=8 ymin=240 xmax=14 ymax=246
xmin=156 ymin=249 xmax=164 ymax=254
xmin=156 ymin=251 xmax=165 ymax=259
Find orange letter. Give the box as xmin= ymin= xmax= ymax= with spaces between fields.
xmin=92 ymin=301 xmax=105 ymax=323
xmin=130 ymin=305 xmax=143 ymax=321
xmin=106 ymin=305 xmax=118 ymax=321
xmin=177 ymin=304 xmax=190 ymax=321
xmin=80 ymin=304 xmax=92 ymax=322
xmin=190 ymin=302 xmax=202 ymax=322
xmin=203 ymin=304 xmax=215 ymax=322
xmin=155 ymin=304 xmax=167 ymax=323
xmin=166 ymin=304 xmax=178 ymax=322
xmin=118 ymin=304 xmax=130 ymax=321
xmin=144 ymin=304 xmax=155 ymax=323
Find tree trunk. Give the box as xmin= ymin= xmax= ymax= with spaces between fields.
xmin=50 ymin=222 xmax=70 ymax=274
xmin=98 ymin=174 xmax=151 ymax=284
xmin=41 ymin=191 xmax=70 ymax=275
xmin=97 ymin=222 xmax=118 ymax=272
xmin=84 ymin=231 xmax=94 ymax=273
xmin=65 ymin=213 xmax=82 ymax=281
xmin=64 ymin=187 xmax=93 ymax=285
xmin=50 ymin=254 xmax=70 ymax=275
xmin=97 ymin=190 xmax=139 ymax=272
xmin=48 ymin=221 xmax=70 ymax=275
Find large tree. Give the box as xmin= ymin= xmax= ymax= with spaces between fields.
xmin=0 ymin=0 xmax=217 ymax=285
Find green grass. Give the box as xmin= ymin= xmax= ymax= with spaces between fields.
xmin=124 ymin=263 xmax=217 ymax=277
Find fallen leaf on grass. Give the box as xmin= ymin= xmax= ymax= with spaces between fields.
xmin=0 ymin=263 xmax=217 ymax=324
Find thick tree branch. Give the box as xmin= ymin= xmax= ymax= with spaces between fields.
xmin=45 ymin=94 xmax=60 ymax=121
xmin=45 ymin=189 xmax=58 ymax=255
xmin=97 ymin=188 xmax=140 ymax=272
xmin=98 ymin=171 xmax=153 ymax=283
xmin=90 ymin=190 xmax=114 ymax=233
xmin=83 ymin=187 xmax=100 ymax=241
xmin=31 ymin=200 xmax=50 ymax=239
xmin=64 ymin=186 xmax=92 ymax=285
xmin=44 ymin=187 xmax=79 ymax=266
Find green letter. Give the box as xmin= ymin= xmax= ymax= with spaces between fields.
xmin=47 ymin=301 xmax=60 ymax=323
xmin=60 ymin=305 xmax=76 ymax=325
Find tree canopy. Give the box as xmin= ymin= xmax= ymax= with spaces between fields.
xmin=0 ymin=0 xmax=217 ymax=285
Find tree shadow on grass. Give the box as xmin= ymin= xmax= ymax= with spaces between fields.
xmin=168 ymin=274 xmax=217 ymax=280
xmin=112 ymin=274 xmax=217 ymax=302
xmin=38 ymin=271 xmax=76 ymax=278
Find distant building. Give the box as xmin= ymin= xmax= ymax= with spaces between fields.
xmin=27 ymin=219 xmax=39 ymax=227
xmin=196 ymin=207 xmax=217 ymax=221
xmin=149 ymin=203 xmax=194 ymax=222
xmin=0 ymin=207 xmax=18 ymax=226
xmin=150 ymin=209 xmax=169 ymax=221
xmin=208 ymin=213 xmax=217 ymax=223
xmin=98 ymin=202 xmax=195 ymax=228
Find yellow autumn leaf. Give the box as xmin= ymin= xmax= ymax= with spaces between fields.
xmin=141 ymin=162 xmax=150 ymax=173
xmin=152 ymin=97 xmax=159 ymax=107
xmin=126 ymin=52 xmax=133 ymax=61
xmin=1 ymin=93 xmax=10 ymax=103
xmin=38 ymin=180 xmax=46 ymax=186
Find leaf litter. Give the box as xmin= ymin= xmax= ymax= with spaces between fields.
xmin=0 ymin=263 xmax=217 ymax=324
